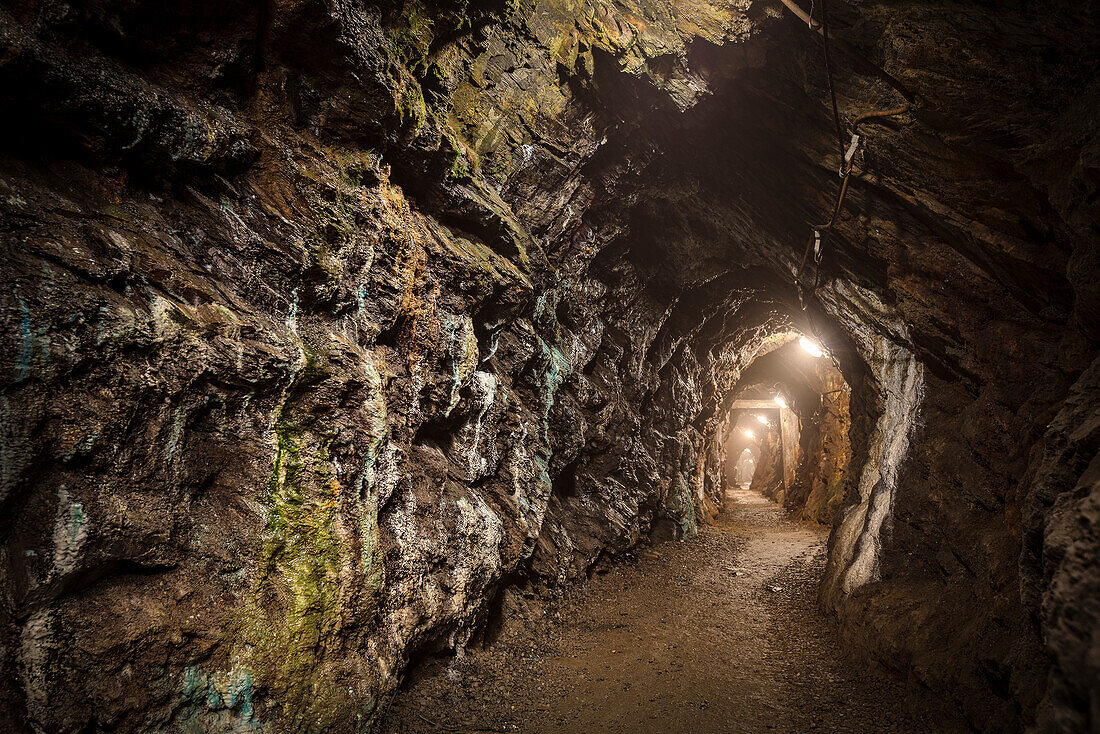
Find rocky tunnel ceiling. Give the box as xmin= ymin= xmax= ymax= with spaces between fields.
xmin=0 ymin=0 xmax=1097 ymax=732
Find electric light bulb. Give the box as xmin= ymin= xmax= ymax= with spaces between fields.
xmin=744 ymin=429 xmax=754 ymax=439
xmin=756 ymin=415 xmax=769 ymax=424
xmin=799 ymin=336 xmax=825 ymax=357
xmin=774 ymin=394 xmax=788 ymax=409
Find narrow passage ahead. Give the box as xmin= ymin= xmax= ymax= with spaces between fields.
xmin=383 ymin=488 xmax=966 ymax=733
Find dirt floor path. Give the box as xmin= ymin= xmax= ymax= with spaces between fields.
xmin=382 ymin=488 xmax=968 ymax=733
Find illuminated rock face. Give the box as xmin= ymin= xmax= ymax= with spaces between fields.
xmin=0 ymin=0 xmax=1096 ymax=732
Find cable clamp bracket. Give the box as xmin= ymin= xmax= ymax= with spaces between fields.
xmin=812 ymin=229 xmax=823 ymax=263
xmin=840 ymin=132 xmax=861 ymax=176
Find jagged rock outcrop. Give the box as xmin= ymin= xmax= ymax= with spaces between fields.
xmin=0 ymin=0 xmax=1097 ymax=732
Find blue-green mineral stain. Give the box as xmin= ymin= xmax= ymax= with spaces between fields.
xmin=668 ymin=473 xmax=697 ymax=539
xmin=180 ymin=665 xmax=259 ymax=733
xmin=537 ymin=336 xmax=571 ymax=441
xmin=357 ymin=283 xmax=369 ymax=319
xmin=68 ymin=501 xmax=86 ymax=537
xmin=679 ymin=475 xmax=697 ymax=538
xmin=9 ymin=286 xmax=52 ymax=386
xmin=13 ymin=289 xmax=32 ymax=383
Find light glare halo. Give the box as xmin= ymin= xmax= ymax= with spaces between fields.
xmin=799 ymin=336 xmax=825 ymax=357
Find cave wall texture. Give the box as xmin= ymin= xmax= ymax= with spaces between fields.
xmin=788 ymin=353 xmax=850 ymax=525
xmin=0 ymin=0 xmax=1097 ymax=731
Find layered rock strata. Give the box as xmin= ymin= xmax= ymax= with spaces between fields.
xmin=0 ymin=0 xmax=1096 ymax=731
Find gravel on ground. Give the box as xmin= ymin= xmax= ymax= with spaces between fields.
xmin=382 ymin=487 xmax=970 ymax=733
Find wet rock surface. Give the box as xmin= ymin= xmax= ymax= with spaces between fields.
xmin=0 ymin=0 xmax=1097 ymax=731
xmin=382 ymin=488 xmax=967 ymax=733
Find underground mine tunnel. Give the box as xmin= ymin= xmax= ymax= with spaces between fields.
xmin=0 ymin=0 xmax=1097 ymax=732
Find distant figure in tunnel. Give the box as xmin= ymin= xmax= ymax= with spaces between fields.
xmin=734 ymin=448 xmax=756 ymax=489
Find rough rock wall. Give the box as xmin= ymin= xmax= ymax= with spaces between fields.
xmin=0 ymin=0 xmax=1098 ymax=732
xmin=761 ymin=345 xmax=851 ymax=525
xmin=794 ymin=382 xmax=849 ymax=525
xmin=0 ymin=1 xmax=784 ymax=730
xmin=1024 ymin=355 xmax=1100 ymax=733
xmin=748 ymin=427 xmax=784 ymax=500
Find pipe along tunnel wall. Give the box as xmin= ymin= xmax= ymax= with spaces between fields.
xmin=0 ymin=0 xmax=1097 ymax=732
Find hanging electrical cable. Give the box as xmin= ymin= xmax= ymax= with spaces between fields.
xmin=778 ymin=0 xmax=914 ymax=311
xmin=820 ymin=0 xmax=846 ymax=158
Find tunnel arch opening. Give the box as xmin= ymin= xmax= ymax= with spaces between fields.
xmin=637 ymin=283 xmax=928 ymax=616
xmin=714 ymin=333 xmax=852 ymax=525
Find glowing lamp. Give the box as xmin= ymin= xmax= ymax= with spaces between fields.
xmin=744 ymin=429 xmax=755 ymax=439
xmin=774 ymin=394 xmax=788 ymax=409
xmin=756 ymin=415 xmax=769 ymax=425
xmin=799 ymin=336 xmax=825 ymax=358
